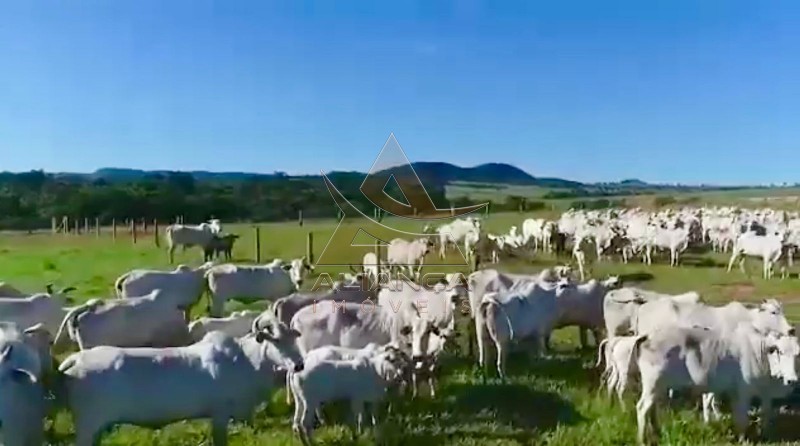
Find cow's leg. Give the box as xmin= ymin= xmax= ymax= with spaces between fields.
xmin=168 ymin=245 xmax=176 ymax=264
xmin=475 ymin=314 xmax=487 ymax=371
xmin=701 ymin=393 xmax=714 ymax=423
xmin=350 ymin=400 xmax=364 ymax=438
xmin=496 ymin=340 xmax=508 ymax=381
xmin=738 ymin=257 xmax=747 ymax=275
xmin=636 ymin=388 xmax=656 ymax=446
xmin=732 ymin=394 xmax=751 ymax=442
xmin=211 ymin=415 xmax=229 ymax=446
xmin=761 ymin=397 xmax=776 ymax=438
xmin=428 ymin=374 xmax=437 ymax=398
xmin=616 ymin=372 xmax=628 ymax=410
xmin=579 ymin=327 xmax=589 ymax=350
xmin=727 ymin=251 xmax=738 ymax=273
xmin=74 ymin=417 xmax=107 ymax=446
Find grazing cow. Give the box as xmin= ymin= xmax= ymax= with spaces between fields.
xmin=290 ymin=345 xmax=409 ymax=445
xmin=727 ymin=230 xmax=788 ymax=279
xmin=548 ymin=276 xmax=622 ymax=350
xmin=633 ymin=324 xmax=799 ymax=444
xmin=54 ymin=290 xmax=192 ymax=350
xmin=59 ymin=325 xmax=303 ymax=446
xmin=270 ymin=288 xmax=375 ymax=327
xmin=165 ymin=220 xmax=222 ymax=263
xmin=187 ymin=310 xmax=261 ymax=342
xmin=114 ymin=262 xmax=215 ymax=317
xmin=436 ymin=218 xmax=481 ymax=259
xmin=0 ymin=323 xmax=48 ymax=446
xmin=204 ymin=234 xmax=240 ymax=261
xmin=603 ymin=288 xmax=701 ymax=337
xmin=477 ymin=280 xmax=565 ymax=379
xmin=0 ymin=289 xmax=76 ymax=343
xmin=648 ymin=227 xmax=690 ymax=267
xmin=386 ymin=238 xmax=434 ymax=281
xmin=205 ymin=257 xmax=314 ymax=317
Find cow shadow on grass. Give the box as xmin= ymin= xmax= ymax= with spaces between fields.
xmin=618 ymin=271 xmax=654 ymax=284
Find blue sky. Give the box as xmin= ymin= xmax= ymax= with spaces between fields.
xmin=1 ymin=1 xmax=799 ymax=185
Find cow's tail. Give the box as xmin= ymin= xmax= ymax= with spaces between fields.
xmin=480 ymin=297 xmax=514 ymax=344
xmin=629 ymin=334 xmax=649 ymax=378
xmin=285 ymin=368 xmax=294 ymax=405
xmin=54 ymin=299 xmax=102 ymax=350
xmin=596 ymin=338 xmax=609 ymax=368
xmin=114 ymin=273 xmax=129 ymax=298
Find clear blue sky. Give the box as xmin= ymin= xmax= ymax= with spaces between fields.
xmin=1 ymin=1 xmax=799 ymax=185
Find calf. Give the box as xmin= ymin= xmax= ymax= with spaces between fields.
xmin=204 ymin=234 xmax=240 ymax=261
xmin=290 ymin=345 xmax=408 ymax=445
xmin=165 ymin=222 xmax=220 ymax=263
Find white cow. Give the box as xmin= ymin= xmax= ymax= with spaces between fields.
xmin=362 ymin=252 xmax=380 ymax=284
xmin=596 ymin=334 xmax=644 ymax=407
xmin=436 ymin=218 xmax=481 ymax=259
xmin=54 ymin=290 xmax=192 ymax=350
xmin=548 ymin=276 xmax=621 ymax=349
xmin=205 ymin=257 xmax=313 ymax=317
xmin=187 ymin=310 xmax=261 ymax=342
xmin=270 ymin=288 xmax=375 ymax=327
xmin=633 ymin=324 xmax=799 ymax=444
xmin=290 ymin=345 xmax=408 ymax=445
xmin=602 ymin=287 xmax=701 ymax=337
xmin=59 ymin=326 xmax=303 ymax=446
xmin=727 ymin=230 xmax=788 ymax=279
xmin=115 ymin=262 xmax=215 ymax=315
xmin=165 ymin=221 xmax=221 ymax=263
xmin=0 ymin=323 xmax=47 ymax=446
xmin=476 ymin=280 xmax=564 ymax=379
xmin=0 ymin=289 xmax=76 ymax=344
xmin=386 ymin=238 xmax=433 ymax=281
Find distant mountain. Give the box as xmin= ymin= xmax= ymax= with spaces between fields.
xmin=67 ymin=162 xmax=586 ymax=189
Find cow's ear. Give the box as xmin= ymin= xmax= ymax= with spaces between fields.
xmin=281 ymin=264 xmax=292 ymax=271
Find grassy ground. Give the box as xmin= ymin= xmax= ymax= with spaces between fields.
xmin=3 ymin=211 xmax=800 ymax=445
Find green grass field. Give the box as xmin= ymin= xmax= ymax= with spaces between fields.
xmin=3 ymin=211 xmax=800 ymax=445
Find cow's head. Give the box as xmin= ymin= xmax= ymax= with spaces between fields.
xmin=255 ymin=321 xmax=304 ymax=372
xmin=753 ymin=299 xmax=793 ymax=335
xmin=283 ymin=256 xmax=314 ymax=289
xmin=766 ymin=332 xmax=800 ymax=386
xmin=374 ymin=343 xmax=412 ymax=383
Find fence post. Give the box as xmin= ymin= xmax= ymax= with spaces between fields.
xmin=62 ymin=216 xmax=68 ymax=236
xmin=153 ymin=219 xmax=160 ymax=247
xmin=112 ymin=219 xmax=117 ymax=240
xmin=131 ymin=219 xmax=137 ymax=244
xmin=51 ymin=217 xmax=56 ymax=234
xmin=74 ymin=218 xmax=80 ymax=235
xmin=254 ymin=227 xmax=261 ymax=263
xmin=485 ymin=203 xmax=490 ymax=218
xmin=84 ymin=217 xmax=89 ymax=234
xmin=298 ymin=209 xmax=303 ymax=227
xmin=374 ymin=239 xmax=382 ymax=283
xmin=306 ymin=232 xmax=314 ymax=265
xmin=142 ymin=218 xmax=148 ymax=234
xmin=95 ymin=218 xmax=100 ymax=237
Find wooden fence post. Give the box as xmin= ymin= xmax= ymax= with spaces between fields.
xmin=254 ymin=227 xmax=261 ymax=263
xmin=112 ymin=219 xmax=117 ymax=240
xmin=142 ymin=218 xmax=148 ymax=234
xmin=51 ymin=217 xmax=57 ymax=234
xmin=84 ymin=217 xmax=89 ymax=234
xmin=374 ymin=239 xmax=382 ymax=281
xmin=131 ymin=219 xmax=137 ymax=244
xmin=95 ymin=218 xmax=100 ymax=237
xmin=306 ymin=232 xmax=314 ymax=265
xmin=62 ymin=216 xmax=68 ymax=236
xmin=298 ymin=209 xmax=303 ymax=227
xmin=153 ymin=219 xmax=160 ymax=247
xmin=74 ymin=218 xmax=80 ymax=235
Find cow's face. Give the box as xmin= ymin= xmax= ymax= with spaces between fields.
xmin=766 ymin=333 xmax=800 ymax=385
xmin=285 ymin=257 xmax=314 ymax=289
xmin=255 ymin=322 xmax=304 ymax=372
xmin=754 ymin=299 xmax=793 ymax=335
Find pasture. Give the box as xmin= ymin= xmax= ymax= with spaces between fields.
xmin=3 ymin=211 xmax=800 ymax=445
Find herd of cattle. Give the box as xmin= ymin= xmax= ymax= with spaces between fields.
xmin=0 ymin=211 xmax=798 ymax=445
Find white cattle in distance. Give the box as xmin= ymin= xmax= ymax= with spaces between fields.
xmin=165 ymin=220 xmax=222 ymax=263
xmin=114 ymin=262 xmax=215 ymax=317
xmin=289 ymin=345 xmax=409 ymax=445
xmin=187 ymin=310 xmax=261 ymax=343
xmin=632 ymin=324 xmax=799 ymax=445
xmin=436 ymin=217 xmax=481 ymax=259
xmin=0 ymin=322 xmax=48 ymax=446
xmin=58 ymin=326 xmax=303 ymax=446
xmin=54 ymin=290 xmax=192 ymax=350
xmin=205 ymin=257 xmax=314 ymax=317
xmin=386 ymin=238 xmax=434 ymax=281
